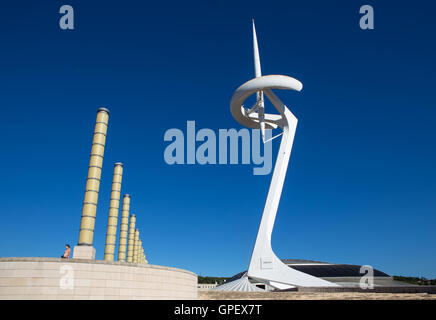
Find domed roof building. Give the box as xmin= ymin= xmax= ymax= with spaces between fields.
xmin=215 ymin=259 xmax=410 ymax=292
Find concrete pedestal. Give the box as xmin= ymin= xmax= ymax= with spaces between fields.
xmin=73 ymin=246 xmax=96 ymax=260
xmin=0 ymin=257 xmax=198 ymax=300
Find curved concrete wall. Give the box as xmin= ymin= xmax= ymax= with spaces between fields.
xmin=0 ymin=258 xmax=197 ymax=300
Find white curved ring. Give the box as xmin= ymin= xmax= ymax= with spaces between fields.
xmin=230 ymin=75 xmax=303 ymax=129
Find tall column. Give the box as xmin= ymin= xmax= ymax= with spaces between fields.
xmin=138 ymin=240 xmax=143 ymax=264
xmin=126 ymin=214 xmax=136 ymax=262
xmin=141 ymin=247 xmax=146 ymax=264
xmin=117 ymin=194 xmax=130 ymax=261
xmin=133 ymin=229 xmax=140 ymax=263
xmin=74 ymin=107 xmax=109 ymax=260
xmin=103 ymin=163 xmax=124 ymax=261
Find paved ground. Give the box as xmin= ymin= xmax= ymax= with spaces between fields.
xmin=199 ymin=291 xmax=436 ymax=300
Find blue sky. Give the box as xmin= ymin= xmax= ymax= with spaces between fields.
xmin=0 ymin=0 xmax=435 ymax=278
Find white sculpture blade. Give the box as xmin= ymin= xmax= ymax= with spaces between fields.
xmin=252 ymin=19 xmax=262 ymax=78
xmin=252 ymin=19 xmax=266 ymax=143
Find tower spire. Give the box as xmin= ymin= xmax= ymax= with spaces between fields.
xmin=252 ymin=19 xmax=262 ymax=78
xmin=252 ymin=19 xmax=266 ymax=142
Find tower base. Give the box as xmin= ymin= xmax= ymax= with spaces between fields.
xmin=73 ymin=246 xmax=95 ymax=260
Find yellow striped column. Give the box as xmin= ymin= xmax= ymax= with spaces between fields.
xmin=77 ymin=108 xmax=109 ymax=248
xmin=103 ymin=163 xmax=123 ymax=261
xmin=117 ymin=194 xmax=130 ymax=261
xmin=126 ymin=215 xmax=136 ymax=262
xmin=141 ymin=247 xmax=146 ymax=264
xmin=133 ymin=229 xmax=140 ymax=263
xmin=138 ymin=240 xmax=143 ymax=263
